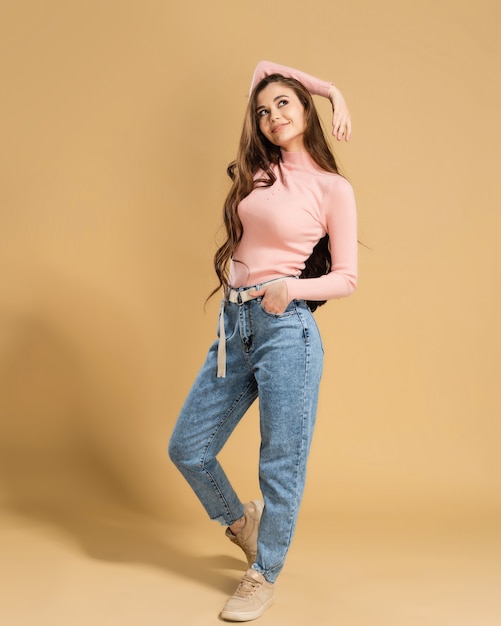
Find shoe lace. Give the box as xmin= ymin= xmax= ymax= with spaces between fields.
xmin=234 ymin=574 xmax=261 ymax=598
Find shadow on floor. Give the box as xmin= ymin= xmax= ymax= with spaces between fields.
xmin=3 ymin=492 xmax=244 ymax=595
xmin=0 ymin=283 xmax=243 ymax=596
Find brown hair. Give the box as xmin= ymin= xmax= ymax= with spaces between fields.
xmin=210 ymin=73 xmax=341 ymax=311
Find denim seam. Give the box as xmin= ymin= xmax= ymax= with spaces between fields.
xmin=263 ymin=304 xmax=311 ymax=580
xmin=199 ymin=380 xmax=257 ymax=524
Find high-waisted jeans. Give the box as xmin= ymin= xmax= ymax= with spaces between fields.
xmin=168 ymin=296 xmax=324 ymax=583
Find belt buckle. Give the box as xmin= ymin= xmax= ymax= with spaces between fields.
xmin=237 ymin=291 xmax=243 ymax=305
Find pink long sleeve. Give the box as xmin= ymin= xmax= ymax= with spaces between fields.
xmin=230 ymin=151 xmax=357 ymax=302
xmin=285 ymin=173 xmax=357 ymax=302
xmin=249 ymin=60 xmax=332 ymax=98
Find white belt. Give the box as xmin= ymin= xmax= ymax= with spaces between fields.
xmin=227 ymin=288 xmax=260 ymax=305
xmin=217 ymin=287 xmax=259 ymax=378
xmin=217 ymin=277 xmax=295 ymax=378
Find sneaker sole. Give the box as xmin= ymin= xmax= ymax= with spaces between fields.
xmin=220 ymin=596 xmax=274 ymax=622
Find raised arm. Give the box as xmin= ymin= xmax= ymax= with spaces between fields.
xmin=250 ymin=60 xmax=352 ymax=141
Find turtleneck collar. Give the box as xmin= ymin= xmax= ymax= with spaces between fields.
xmin=280 ymin=149 xmax=317 ymax=170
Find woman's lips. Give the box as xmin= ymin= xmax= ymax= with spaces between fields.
xmin=272 ymin=122 xmax=289 ymax=133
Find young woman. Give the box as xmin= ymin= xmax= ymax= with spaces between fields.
xmin=169 ymin=60 xmax=357 ymax=621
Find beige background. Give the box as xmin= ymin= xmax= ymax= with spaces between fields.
xmin=1 ymin=1 xmax=500 ymax=625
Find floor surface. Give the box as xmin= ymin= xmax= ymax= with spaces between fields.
xmin=1 ymin=507 xmax=500 ymax=625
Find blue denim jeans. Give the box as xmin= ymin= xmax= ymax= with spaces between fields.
xmin=168 ymin=295 xmax=324 ymax=582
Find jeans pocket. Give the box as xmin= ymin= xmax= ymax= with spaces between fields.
xmin=260 ymin=301 xmax=297 ymax=319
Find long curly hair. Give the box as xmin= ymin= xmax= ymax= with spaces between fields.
xmin=210 ymin=73 xmax=341 ymax=311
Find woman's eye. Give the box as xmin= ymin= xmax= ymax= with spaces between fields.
xmin=278 ymin=99 xmax=288 ymax=107
xmin=257 ymin=109 xmax=268 ymax=118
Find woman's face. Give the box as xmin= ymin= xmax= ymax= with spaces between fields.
xmin=256 ymin=83 xmax=306 ymax=152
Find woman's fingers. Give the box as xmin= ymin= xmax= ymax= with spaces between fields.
xmin=329 ymin=85 xmax=352 ymax=142
xmin=333 ymin=111 xmax=352 ymax=141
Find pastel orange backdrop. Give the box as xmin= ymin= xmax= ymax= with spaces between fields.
xmin=0 ymin=0 xmax=499 ymax=529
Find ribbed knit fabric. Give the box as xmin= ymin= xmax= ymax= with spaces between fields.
xmin=250 ymin=59 xmax=333 ymax=98
xmin=229 ymin=149 xmax=358 ymax=302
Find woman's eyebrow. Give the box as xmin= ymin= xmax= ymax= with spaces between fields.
xmin=256 ymin=95 xmax=289 ymax=112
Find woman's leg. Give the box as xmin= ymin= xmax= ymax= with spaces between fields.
xmin=249 ymin=300 xmax=324 ymax=583
xmin=168 ymin=302 xmax=258 ymax=526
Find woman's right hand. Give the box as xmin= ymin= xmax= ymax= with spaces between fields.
xmin=328 ymin=85 xmax=352 ymax=142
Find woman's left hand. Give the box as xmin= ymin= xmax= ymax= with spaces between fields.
xmin=249 ymin=280 xmax=289 ymax=314
xmin=328 ymin=85 xmax=352 ymax=142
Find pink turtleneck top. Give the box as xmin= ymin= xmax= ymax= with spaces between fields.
xmin=228 ymin=61 xmax=357 ymax=303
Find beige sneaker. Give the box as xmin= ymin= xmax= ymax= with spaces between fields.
xmin=220 ymin=568 xmax=274 ymax=621
xmin=225 ymin=500 xmax=264 ymax=566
